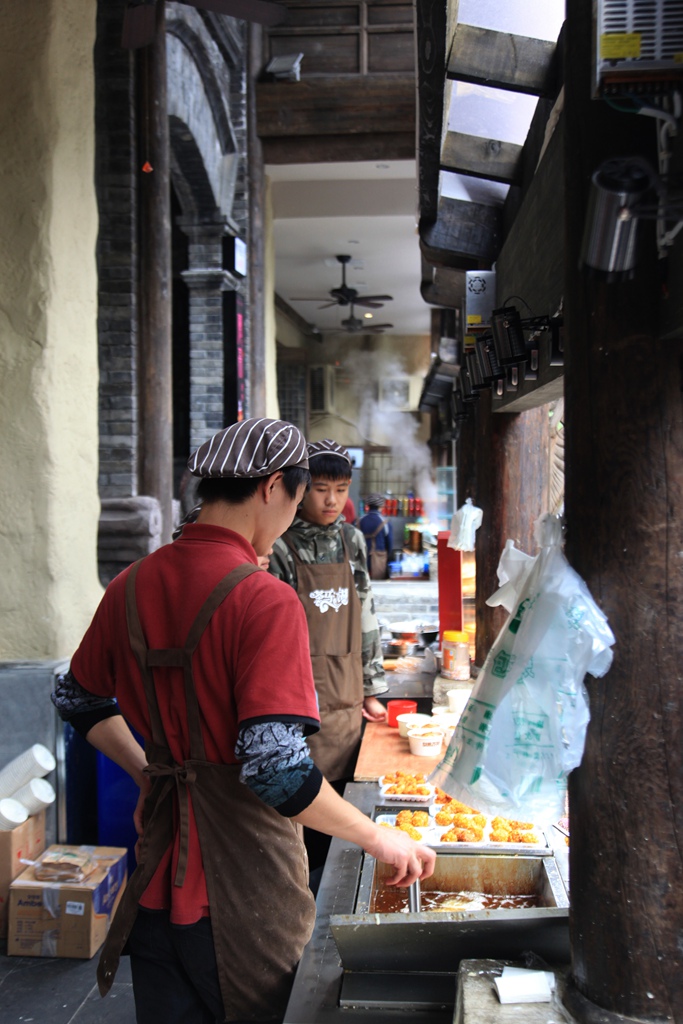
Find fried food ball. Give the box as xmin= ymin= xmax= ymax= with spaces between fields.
xmin=508 ymin=820 xmax=535 ymax=831
xmin=491 ymin=816 xmax=513 ymax=833
xmin=509 ymin=830 xmax=539 ymax=844
xmin=490 ymin=830 xmax=511 ymax=843
xmin=396 ymin=822 xmax=423 ymax=841
xmin=451 ymin=813 xmax=486 ymax=829
xmin=435 ymin=809 xmax=456 ymax=826
xmin=440 ymin=826 xmax=484 ymax=843
xmin=411 ymin=810 xmax=430 ymax=827
xmin=396 ymin=809 xmax=413 ymax=825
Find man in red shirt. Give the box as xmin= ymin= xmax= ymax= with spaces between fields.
xmin=53 ymin=417 xmax=434 ymax=1024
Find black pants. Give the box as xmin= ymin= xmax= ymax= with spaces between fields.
xmin=127 ymin=907 xmax=283 ymax=1024
xmin=303 ymin=777 xmax=348 ymax=878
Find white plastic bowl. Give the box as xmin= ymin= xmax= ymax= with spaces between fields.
xmin=407 ymin=728 xmax=443 ymax=757
xmin=396 ymin=712 xmax=431 ymax=738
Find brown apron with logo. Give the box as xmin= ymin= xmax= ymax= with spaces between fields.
xmin=97 ymin=560 xmax=316 ymax=1022
xmin=285 ymin=531 xmax=364 ymax=781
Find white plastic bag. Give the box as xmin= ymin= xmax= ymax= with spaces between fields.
xmin=430 ymin=514 xmax=615 ymax=824
xmin=447 ymin=498 xmax=483 ymax=552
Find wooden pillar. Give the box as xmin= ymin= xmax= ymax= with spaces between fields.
xmin=563 ymin=0 xmax=683 ymax=1020
xmin=137 ymin=1 xmax=173 ymax=543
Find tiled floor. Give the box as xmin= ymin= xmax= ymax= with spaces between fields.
xmin=0 ymin=942 xmax=135 ymax=1023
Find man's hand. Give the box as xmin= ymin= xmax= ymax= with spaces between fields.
xmin=362 ymin=695 xmax=387 ymax=722
xmin=364 ymin=823 xmax=436 ymax=887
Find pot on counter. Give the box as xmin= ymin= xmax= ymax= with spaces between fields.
xmin=387 ymin=621 xmax=420 ymax=643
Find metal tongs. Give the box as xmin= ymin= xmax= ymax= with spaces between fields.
xmin=408 ymin=878 xmax=421 ymax=913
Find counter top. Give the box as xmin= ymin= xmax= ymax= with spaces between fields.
xmin=354 ymin=720 xmax=443 ymax=781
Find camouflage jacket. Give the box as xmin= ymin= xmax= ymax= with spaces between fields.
xmin=269 ymin=515 xmax=387 ymax=696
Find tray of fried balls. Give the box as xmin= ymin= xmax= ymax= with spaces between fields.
xmin=376 ymin=785 xmax=548 ymax=851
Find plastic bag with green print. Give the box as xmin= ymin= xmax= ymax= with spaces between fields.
xmin=430 ymin=514 xmax=615 ymax=826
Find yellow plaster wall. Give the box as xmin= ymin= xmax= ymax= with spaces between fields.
xmin=0 ymin=0 xmax=102 ymax=659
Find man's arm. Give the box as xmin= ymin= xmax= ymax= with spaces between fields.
xmin=84 ymin=717 xmax=150 ymax=837
xmin=293 ymin=778 xmax=435 ymax=887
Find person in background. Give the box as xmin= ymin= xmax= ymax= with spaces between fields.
xmin=359 ymin=492 xmax=393 ymax=580
xmin=341 ymin=494 xmax=356 ymax=525
xmin=51 ymin=419 xmax=434 ymax=1024
xmin=269 ymin=439 xmax=388 ymax=880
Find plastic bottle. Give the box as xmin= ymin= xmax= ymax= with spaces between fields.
xmin=441 ymin=630 xmax=471 ymax=680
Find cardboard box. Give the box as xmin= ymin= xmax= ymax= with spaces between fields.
xmin=0 ymin=810 xmax=46 ymax=939
xmin=7 ymin=844 xmax=127 ymax=959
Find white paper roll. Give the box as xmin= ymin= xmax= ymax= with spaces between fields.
xmin=10 ymin=777 xmax=55 ymax=815
xmin=0 ymin=797 xmax=29 ymax=831
xmin=0 ymin=744 xmax=56 ymax=799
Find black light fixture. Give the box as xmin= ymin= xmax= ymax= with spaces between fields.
xmin=450 ymin=387 xmax=469 ymax=422
xmin=459 ymin=360 xmax=480 ymax=403
xmin=475 ymin=334 xmax=505 ymax=384
xmin=491 ymin=303 xmax=552 ymax=369
xmin=464 ymin=349 xmax=487 ymax=392
xmin=491 ymin=306 xmax=528 ymax=365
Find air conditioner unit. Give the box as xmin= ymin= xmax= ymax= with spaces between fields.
xmin=594 ymin=0 xmax=683 ymax=96
xmin=378 ymin=376 xmax=423 ymax=413
xmin=309 ymin=364 xmax=336 ymax=415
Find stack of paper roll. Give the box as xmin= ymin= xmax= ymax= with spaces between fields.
xmin=0 ymin=744 xmax=56 ymax=830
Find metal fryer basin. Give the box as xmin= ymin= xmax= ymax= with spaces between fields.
xmin=330 ymin=852 xmax=569 ymax=972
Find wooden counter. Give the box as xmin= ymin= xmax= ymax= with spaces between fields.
xmin=354 ymin=720 xmax=443 ymax=781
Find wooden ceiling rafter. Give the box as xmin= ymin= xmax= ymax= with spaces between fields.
xmin=446 ymin=23 xmax=559 ymax=97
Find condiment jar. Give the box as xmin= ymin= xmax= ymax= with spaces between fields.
xmin=441 ymin=630 xmax=470 ymax=680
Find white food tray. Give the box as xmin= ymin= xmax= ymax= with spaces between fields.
xmin=376 ymin=808 xmax=549 ymax=851
xmin=378 ymin=777 xmax=435 ymax=803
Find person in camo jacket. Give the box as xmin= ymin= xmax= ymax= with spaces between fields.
xmin=268 ymin=438 xmax=388 ymax=882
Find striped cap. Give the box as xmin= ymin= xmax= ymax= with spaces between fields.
xmin=365 ymin=492 xmax=385 ymax=509
xmin=188 ymin=418 xmax=309 ymax=478
xmin=307 ymin=438 xmax=351 ymax=464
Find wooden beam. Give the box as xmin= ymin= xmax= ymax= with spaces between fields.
xmin=275 ymin=293 xmax=318 ymax=337
xmin=441 ymin=130 xmax=523 ymax=184
xmin=262 ymin=131 xmax=414 ymax=163
xmin=448 ymin=23 xmax=558 ymax=96
xmin=256 ymin=76 xmax=415 ymax=138
xmin=420 ymin=196 xmax=500 ymax=268
xmin=415 ymin=0 xmax=448 ymax=223
xmin=420 ymin=264 xmax=465 ymax=307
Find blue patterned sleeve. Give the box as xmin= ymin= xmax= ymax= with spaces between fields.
xmin=235 ymin=721 xmax=323 ymax=816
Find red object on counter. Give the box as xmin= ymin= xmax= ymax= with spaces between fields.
xmin=386 ymin=699 xmax=418 ymax=727
xmin=437 ymin=532 xmax=463 ymax=646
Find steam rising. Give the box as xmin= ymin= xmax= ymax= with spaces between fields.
xmin=341 ymin=350 xmax=438 ymax=520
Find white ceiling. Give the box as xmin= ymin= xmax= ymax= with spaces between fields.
xmin=269 ymin=160 xmax=432 ymax=337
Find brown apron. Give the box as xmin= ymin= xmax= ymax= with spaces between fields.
xmin=285 ymin=530 xmax=363 ymax=781
xmin=97 ymin=560 xmax=316 ymax=1022
xmin=365 ymin=521 xmax=388 ymax=580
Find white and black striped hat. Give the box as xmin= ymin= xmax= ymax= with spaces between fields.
xmin=307 ymin=438 xmax=351 ymax=464
xmin=188 ymin=418 xmax=309 ymax=478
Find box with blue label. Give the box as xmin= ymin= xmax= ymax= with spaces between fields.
xmin=7 ymin=844 xmax=127 ymax=959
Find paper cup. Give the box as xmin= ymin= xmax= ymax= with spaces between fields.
xmin=0 ymin=743 xmax=56 ymax=799
xmin=10 ymin=777 xmax=55 ymax=815
xmin=447 ymin=688 xmax=472 ymax=717
xmin=407 ymin=728 xmax=443 ymax=757
xmin=0 ymin=797 xmax=29 ymax=831
xmin=396 ymin=713 xmax=431 ymax=738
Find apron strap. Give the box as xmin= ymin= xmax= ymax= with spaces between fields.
xmin=125 ymin=558 xmax=261 ymax=887
xmin=125 ymin=560 xmax=167 ymax=747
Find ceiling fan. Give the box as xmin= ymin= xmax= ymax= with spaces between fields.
xmin=313 ymin=301 xmax=394 ymax=336
xmin=291 ymin=255 xmax=393 ymax=310
xmin=122 ymin=0 xmax=287 ymax=49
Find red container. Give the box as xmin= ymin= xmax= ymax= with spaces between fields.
xmin=387 ymin=699 xmax=418 ymax=728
